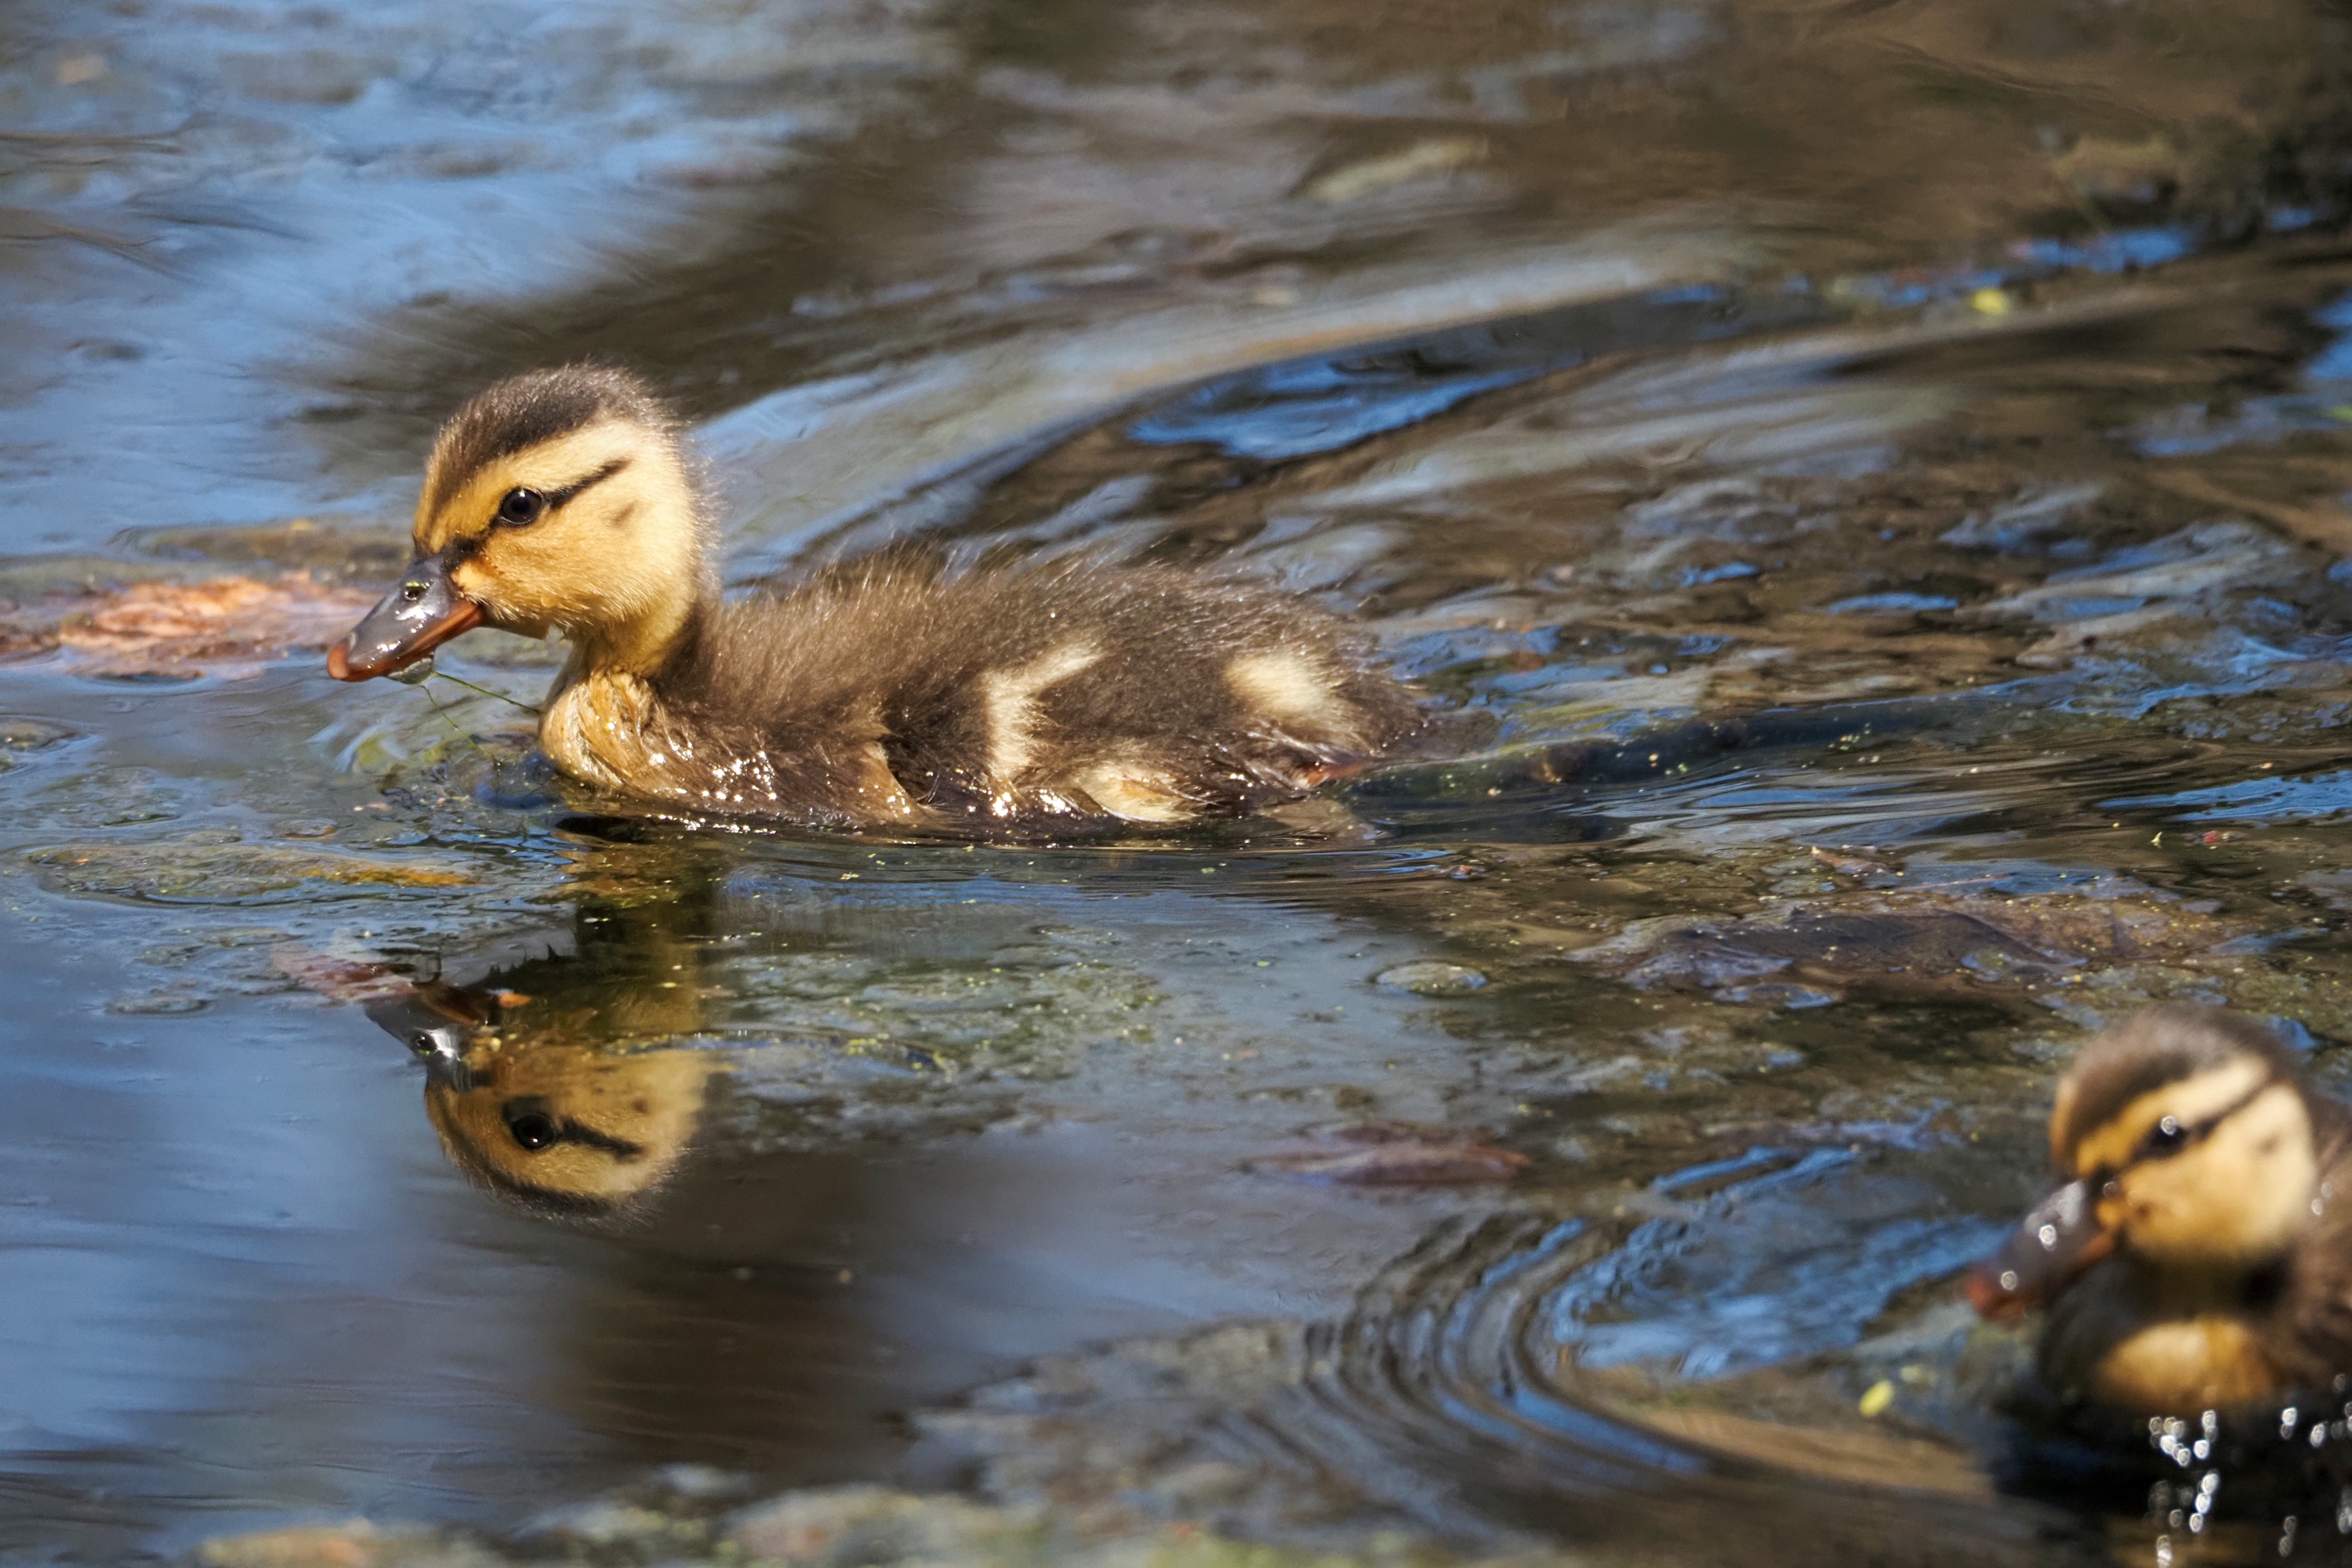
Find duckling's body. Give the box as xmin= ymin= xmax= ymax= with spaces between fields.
xmin=1971 ymin=1005 xmax=2352 ymax=1413
xmin=329 ymin=365 xmax=1427 ymax=830
xmin=542 ymin=555 xmax=1423 ymax=828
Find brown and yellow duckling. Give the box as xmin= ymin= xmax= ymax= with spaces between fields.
xmin=1970 ymin=1004 xmax=2352 ymax=1414
xmin=328 ymin=365 xmax=1428 ymax=830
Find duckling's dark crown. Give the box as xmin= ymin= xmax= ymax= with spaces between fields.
xmin=2053 ymin=1003 xmax=2301 ymax=1157
xmin=425 ymin=364 xmax=680 ymax=518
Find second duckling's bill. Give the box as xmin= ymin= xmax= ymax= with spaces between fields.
xmin=328 ymin=365 xmax=1432 ymax=833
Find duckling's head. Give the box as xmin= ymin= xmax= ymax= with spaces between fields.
xmin=328 ymin=365 xmax=715 ymax=681
xmin=371 ymin=980 xmax=715 ymax=1221
xmin=1969 ymin=1005 xmax=2318 ymax=1319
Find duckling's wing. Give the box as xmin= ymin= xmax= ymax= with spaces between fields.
xmin=672 ymin=560 xmax=1428 ymax=829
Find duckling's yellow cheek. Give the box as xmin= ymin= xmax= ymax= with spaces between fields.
xmin=2108 ymin=1166 xmax=2205 ymax=1254
xmin=453 ymin=540 xmax=578 ymax=632
xmin=2095 ymin=1192 xmax=2132 ymax=1236
xmin=448 ymin=557 xmax=506 ymax=609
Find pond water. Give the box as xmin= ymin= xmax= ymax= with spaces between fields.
xmin=13 ymin=1 xmax=2352 ymax=1564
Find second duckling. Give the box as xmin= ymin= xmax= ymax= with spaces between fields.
xmin=1969 ymin=1004 xmax=2352 ymax=1414
xmin=328 ymin=365 xmax=1429 ymax=831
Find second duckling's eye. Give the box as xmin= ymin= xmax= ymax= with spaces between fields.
xmin=496 ymin=488 xmax=547 ymax=526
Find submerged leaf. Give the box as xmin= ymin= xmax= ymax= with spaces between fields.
xmin=270 ymin=947 xmax=418 ymax=1004
xmin=3 ymin=572 xmax=376 ymax=679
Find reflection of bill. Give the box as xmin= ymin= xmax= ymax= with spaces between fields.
xmin=368 ymin=979 xmax=714 ymax=1221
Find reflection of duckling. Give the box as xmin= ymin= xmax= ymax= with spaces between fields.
xmin=1968 ymin=1004 xmax=2352 ymax=1412
xmin=372 ymin=978 xmax=715 ymax=1220
xmin=327 ymin=365 xmax=1428 ymax=830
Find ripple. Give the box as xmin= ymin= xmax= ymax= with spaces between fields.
xmin=1252 ymin=1197 xmax=2071 ymax=1563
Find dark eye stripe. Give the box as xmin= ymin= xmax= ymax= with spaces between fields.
xmin=2125 ymin=1080 xmax=2276 ymax=1167
xmin=554 ymin=1119 xmax=645 ymax=1160
xmin=542 ymin=456 xmax=630 ymax=511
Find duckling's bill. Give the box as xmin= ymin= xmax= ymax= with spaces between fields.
xmin=326 ymin=547 xmax=483 ymax=681
xmin=1966 ymin=1178 xmax=2112 ymax=1319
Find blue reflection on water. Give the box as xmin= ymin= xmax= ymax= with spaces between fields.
xmin=2129 ymin=280 xmax=2352 ymax=454
xmin=1825 ymin=592 xmax=1960 ymax=615
xmin=2107 ymin=768 xmax=2352 ymax=824
xmin=1549 ymin=1146 xmax=1998 ymax=1382
xmin=2015 ymin=227 xmax=2194 ymax=274
xmin=2306 ymin=289 xmax=2352 ymax=381
xmin=1128 ymin=355 xmax=1550 ymax=459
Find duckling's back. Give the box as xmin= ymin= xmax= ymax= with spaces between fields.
xmin=655 ymin=557 xmax=1429 ymax=829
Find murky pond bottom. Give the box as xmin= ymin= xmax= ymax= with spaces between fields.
xmin=20 ymin=0 xmax=2352 ymax=1563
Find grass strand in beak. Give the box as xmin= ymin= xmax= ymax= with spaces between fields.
xmin=427 ymin=670 xmax=541 ymax=715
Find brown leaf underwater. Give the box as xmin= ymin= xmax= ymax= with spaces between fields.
xmin=5 ymin=572 xmax=376 ymax=679
xmin=270 ymin=948 xmax=419 ymax=1005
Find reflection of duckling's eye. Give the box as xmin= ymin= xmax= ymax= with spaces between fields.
xmin=497 ymin=488 xmax=546 ymax=526
xmin=503 ymin=1105 xmax=561 ymax=1151
xmin=409 ymin=1032 xmax=437 ymax=1054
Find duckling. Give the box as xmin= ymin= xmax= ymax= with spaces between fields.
xmin=327 ymin=365 xmax=1428 ymax=830
xmin=1968 ymin=1004 xmax=2352 ymax=1414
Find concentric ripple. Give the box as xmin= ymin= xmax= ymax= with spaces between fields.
xmin=1265 ymin=1159 xmax=2073 ymax=1566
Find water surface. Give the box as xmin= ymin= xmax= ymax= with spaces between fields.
xmin=13 ymin=1 xmax=2352 ymax=1564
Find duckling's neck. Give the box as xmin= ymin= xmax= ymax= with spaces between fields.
xmin=539 ymin=563 xmax=717 ymax=797
xmin=571 ymin=583 xmax=713 ymax=681
xmin=553 ymin=449 xmax=721 ymax=678
xmin=2124 ymin=1251 xmax=2294 ymax=1313
xmin=540 ymin=654 xmax=683 ymax=798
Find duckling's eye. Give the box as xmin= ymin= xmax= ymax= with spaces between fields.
xmin=502 ymin=1102 xmax=561 ymax=1151
xmin=2141 ymin=1115 xmax=2186 ymax=1156
xmin=496 ymin=488 xmax=546 ymax=526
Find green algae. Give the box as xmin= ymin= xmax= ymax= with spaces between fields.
xmin=25 ymin=837 xmax=474 ymax=904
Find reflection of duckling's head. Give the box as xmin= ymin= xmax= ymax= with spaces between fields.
xmin=1969 ymin=1004 xmax=2317 ymax=1319
xmin=372 ymin=982 xmax=715 ymax=1221
xmin=329 ymin=365 xmax=713 ymax=681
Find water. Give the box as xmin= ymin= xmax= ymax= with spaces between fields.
xmin=14 ymin=1 xmax=2352 ymax=1565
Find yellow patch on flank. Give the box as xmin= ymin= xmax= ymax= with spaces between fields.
xmin=1070 ymin=761 xmax=1196 ymax=824
xmin=2092 ymin=1316 xmax=2281 ymax=1411
xmin=979 ymin=643 xmax=1101 ymax=782
xmin=1225 ymin=652 xmax=1348 ymax=735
